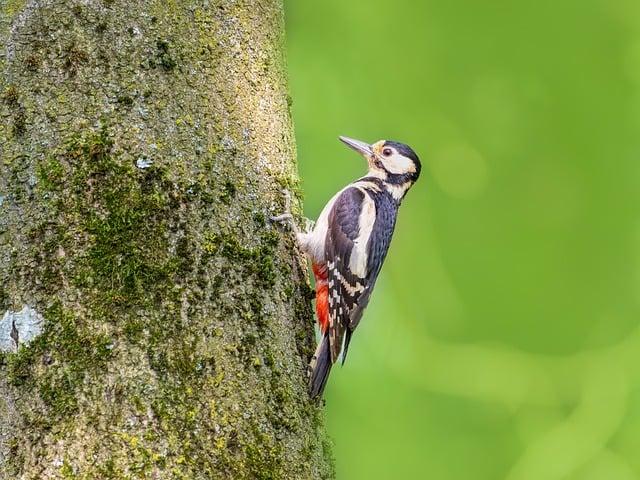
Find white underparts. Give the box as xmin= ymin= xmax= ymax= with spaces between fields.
xmin=296 ymin=188 xmax=346 ymax=263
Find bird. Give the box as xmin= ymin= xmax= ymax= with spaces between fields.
xmin=272 ymin=136 xmax=421 ymax=398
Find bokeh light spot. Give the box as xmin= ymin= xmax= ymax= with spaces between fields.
xmin=431 ymin=144 xmax=489 ymax=199
xmin=470 ymin=74 xmax=520 ymax=153
xmin=523 ymin=160 xmax=583 ymax=231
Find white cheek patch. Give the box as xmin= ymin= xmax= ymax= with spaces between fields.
xmin=384 ymin=153 xmax=415 ymax=175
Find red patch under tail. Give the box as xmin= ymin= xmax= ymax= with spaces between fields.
xmin=312 ymin=263 xmax=329 ymax=334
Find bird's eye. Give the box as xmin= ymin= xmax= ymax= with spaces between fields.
xmin=382 ymin=148 xmax=392 ymax=157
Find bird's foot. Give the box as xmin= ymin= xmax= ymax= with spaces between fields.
xmin=270 ymin=212 xmax=294 ymax=223
xmin=271 ymin=190 xmax=311 ymax=235
xmin=271 ymin=190 xmax=295 ymax=227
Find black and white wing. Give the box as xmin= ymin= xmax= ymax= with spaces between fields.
xmin=348 ymin=191 xmax=397 ymax=330
xmin=325 ymin=187 xmax=397 ymax=363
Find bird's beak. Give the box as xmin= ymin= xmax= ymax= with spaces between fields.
xmin=339 ymin=136 xmax=373 ymax=157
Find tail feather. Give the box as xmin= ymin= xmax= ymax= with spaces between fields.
xmin=308 ymin=334 xmax=332 ymax=399
xmin=340 ymin=329 xmax=353 ymax=365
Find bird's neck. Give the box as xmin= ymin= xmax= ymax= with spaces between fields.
xmin=355 ymin=174 xmax=412 ymax=203
xmin=384 ymin=181 xmax=411 ymax=202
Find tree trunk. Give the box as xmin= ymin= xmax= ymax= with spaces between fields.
xmin=0 ymin=0 xmax=333 ymax=478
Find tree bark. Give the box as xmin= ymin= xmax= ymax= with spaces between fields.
xmin=0 ymin=0 xmax=333 ymax=478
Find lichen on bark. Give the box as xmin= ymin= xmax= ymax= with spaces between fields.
xmin=0 ymin=0 xmax=333 ymax=478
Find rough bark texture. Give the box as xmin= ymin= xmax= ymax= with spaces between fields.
xmin=0 ymin=0 xmax=333 ymax=478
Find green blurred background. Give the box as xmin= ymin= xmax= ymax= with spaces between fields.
xmin=286 ymin=1 xmax=640 ymax=479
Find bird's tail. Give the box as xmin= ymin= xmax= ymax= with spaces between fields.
xmin=308 ymin=334 xmax=332 ymax=399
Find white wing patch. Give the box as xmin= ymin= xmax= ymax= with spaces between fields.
xmin=348 ymin=190 xmax=376 ymax=278
xmin=328 ymin=259 xmax=365 ymax=297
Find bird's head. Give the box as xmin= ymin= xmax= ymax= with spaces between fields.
xmin=339 ymin=136 xmax=421 ymax=190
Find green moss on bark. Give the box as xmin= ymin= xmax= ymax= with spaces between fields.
xmin=0 ymin=0 xmax=333 ymax=478
xmin=36 ymin=128 xmax=185 ymax=312
xmin=7 ymin=302 xmax=113 ymax=419
xmin=3 ymin=0 xmax=26 ymax=18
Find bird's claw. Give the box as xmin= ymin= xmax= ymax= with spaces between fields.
xmin=270 ymin=212 xmax=294 ymax=223
xmin=270 ymin=190 xmax=298 ymax=231
xmin=271 ymin=190 xmax=314 ymax=236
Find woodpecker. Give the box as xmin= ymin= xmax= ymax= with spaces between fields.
xmin=272 ymin=136 xmax=421 ymax=398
